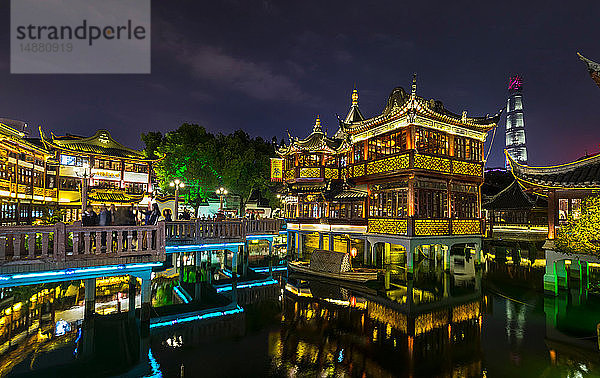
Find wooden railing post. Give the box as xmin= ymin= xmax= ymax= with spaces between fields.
xmin=0 ymin=235 xmax=5 ymax=262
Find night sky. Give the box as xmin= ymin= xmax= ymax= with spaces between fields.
xmin=1 ymin=1 xmax=599 ymax=168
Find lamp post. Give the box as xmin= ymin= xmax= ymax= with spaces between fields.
xmin=77 ymin=163 xmax=90 ymax=214
xmin=216 ymin=187 xmax=228 ymax=212
xmin=169 ymin=179 xmax=185 ymax=220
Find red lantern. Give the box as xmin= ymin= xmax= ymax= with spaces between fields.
xmin=350 ymin=247 xmax=358 ymax=258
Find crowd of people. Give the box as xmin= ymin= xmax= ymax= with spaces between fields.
xmin=82 ymin=203 xmax=162 ymax=226
xmin=81 ymin=203 xmax=269 ymax=227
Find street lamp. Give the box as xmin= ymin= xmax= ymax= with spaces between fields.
xmin=76 ymin=162 xmax=90 ymax=214
xmin=216 ymin=187 xmax=228 ymax=212
xmin=169 ymin=179 xmax=185 ymax=220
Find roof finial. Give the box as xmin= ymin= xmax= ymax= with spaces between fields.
xmin=351 ymin=88 xmax=359 ymax=106
xmin=314 ymin=115 xmax=322 ymax=132
xmin=411 ymin=73 xmax=417 ymax=96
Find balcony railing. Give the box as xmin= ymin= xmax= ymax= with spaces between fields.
xmin=368 ymin=217 xmax=484 ymax=237
xmin=352 ymin=151 xmax=483 ymax=179
xmin=283 ymin=151 xmax=484 ymax=183
xmin=165 ymin=218 xmax=283 ymax=245
xmin=0 ymin=222 xmax=166 ymax=273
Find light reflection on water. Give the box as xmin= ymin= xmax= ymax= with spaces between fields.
xmin=2 ymin=262 xmax=599 ymax=377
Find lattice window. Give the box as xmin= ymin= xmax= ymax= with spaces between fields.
xmin=451 ymin=219 xmax=481 ymax=235
xmin=413 ymin=154 xmax=451 ymax=173
xmin=324 ymin=168 xmax=339 ymax=180
xmin=366 ymin=154 xmax=409 ymax=175
xmin=368 ymin=218 xmax=408 ymax=235
xmin=453 ymin=160 xmax=482 ymax=176
xmin=299 ymin=168 xmax=320 ymax=178
xmin=353 ymin=164 xmax=365 ymax=177
xmin=414 ymin=219 xmax=450 ymax=236
xmin=284 ymin=169 xmax=294 ymax=180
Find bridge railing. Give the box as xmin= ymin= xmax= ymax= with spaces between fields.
xmin=0 ymin=222 xmax=166 ymax=266
xmin=165 ymin=218 xmax=282 ymax=244
xmin=245 ymin=219 xmax=282 ymax=234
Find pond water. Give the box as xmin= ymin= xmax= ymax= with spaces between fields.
xmin=4 ymin=264 xmax=600 ymax=377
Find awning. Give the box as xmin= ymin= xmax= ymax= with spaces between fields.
xmin=333 ymin=190 xmax=368 ymax=200
xmin=88 ymin=190 xmax=144 ymax=204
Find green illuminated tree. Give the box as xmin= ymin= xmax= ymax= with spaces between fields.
xmin=555 ymin=196 xmax=600 ymax=258
xmin=142 ymin=124 xmax=277 ymax=214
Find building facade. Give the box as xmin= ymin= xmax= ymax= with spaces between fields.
xmin=508 ymin=152 xmax=600 ymax=294
xmin=505 ymin=75 xmax=528 ymax=167
xmin=277 ymin=80 xmax=501 ymax=276
xmin=40 ymin=129 xmax=158 ymax=221
xmin=0 ymin=120 xmax=57 ymax=225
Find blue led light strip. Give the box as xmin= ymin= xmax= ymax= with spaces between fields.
xmin=0 ymin=262 xmax=162 ymax=282
xmin=165 ymin=242 xmax=244 ymax=253
xmin=245 ymin=234 xmax=275 ymax=240
xmin=173 ymin=286 xmax=190 ymax=304
xmin=214 ymin=278 xmax=278 ymax=293
xmin=250 ymin=266 xmax=287 ymax=273
xmin=150 ymin=305 xmax=244 ymax=329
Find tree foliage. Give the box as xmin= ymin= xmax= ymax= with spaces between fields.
xmin=142 ymin=124 xmax=278 ymax=212
xmin=555 ymin=196 xmax=600 ymax=258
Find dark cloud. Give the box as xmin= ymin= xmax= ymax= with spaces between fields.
xmin=0 ymin=1 xmax=598 ymax=168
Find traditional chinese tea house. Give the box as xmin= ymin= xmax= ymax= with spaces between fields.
xmin=41 ymin=129 xmax=158 ymax=221
xmin=276 ymin=78 xmax=501 ymax=275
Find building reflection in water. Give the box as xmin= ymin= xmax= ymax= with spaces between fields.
xmin=271 ymin=268 xmax=484 ymax=377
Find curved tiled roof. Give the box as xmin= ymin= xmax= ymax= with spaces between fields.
xmin=278 ymin=116 xmax=344 ymax=155
xmin=42 ymin=128 xmax=155 ymax=161
xmin=483 ymin=180 xmax=535 ymax=210
xmin=88 ymin=190 xmax=145 ymax=203
xmin=508 ymin=151 xmax=600 ymax=189
xmin=338 ymin=85 xmax=502 ymax=136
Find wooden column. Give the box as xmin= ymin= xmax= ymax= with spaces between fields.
xmin=548 ymin=189 xmax=556 ymax=239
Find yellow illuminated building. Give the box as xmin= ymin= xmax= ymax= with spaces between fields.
xmin=278 ymin=79 xmax=501 ymax=269
xmin=40 ymin=128 xmax=160 ymax=221
xmin=0 ymin=119 xmax=57 ymax=225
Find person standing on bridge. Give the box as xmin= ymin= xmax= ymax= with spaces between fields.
xmin=82 ymin=205 xmax=97 ymax=226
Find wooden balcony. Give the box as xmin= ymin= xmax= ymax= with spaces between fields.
xmin=0 ymin=222 xmax=166 ymax=275
xmin=350 ymin=151 xmax=483 ymax=180
xmin=283 ymin=166 xmax=339 ymax=182
xmin=165 ymin=219 xmax=283 ymax=245
xmin=282 ymin=152 xmax=483 ymax=184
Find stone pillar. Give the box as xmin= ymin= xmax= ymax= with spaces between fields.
xmin=232 ymin=248 xmax=239 ymax=305
xmin=297 ymin=233 xmax=303 ymax=260
xmin=179 ymin=252 xmax=184 ymax=284
xmin=242 ymin=242 xmax=248 ymax=277
xmin=268 ymin=240 xmax=273 ymax=277
xmin=407 ymin=244 xmax=415 ymax=276
xmin=195 ymin=251 xmax=202 ymax=302
xmin=443 ymin=245 xmax=450 ymax=271
xmin=318 ymin=233 xmax=323 ymax=250
xmin=84 ymin=278 xmax=96 ymax=323
xmin=384 ymin=243 xmax=391 ymax=289
xmin=364 ymin=239 xmax=369 ymax=266
xmin=140 ymin=274 xmax=151 ymax=334
xmin=286 ymin=231 xmax=292 ymax=260
xmin=474 ymin=242 xmax=482 ymax=265
xmin=371 ymin=242 xmax=377 ymax=267
xmin=128 ymin=275 xmax=136 ymax=321
xmin=543 ymin=249 xmax=568 ymax=296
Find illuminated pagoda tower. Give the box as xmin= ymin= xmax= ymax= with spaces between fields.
xmin=505 ymin=74 xmax=528 ymax=168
